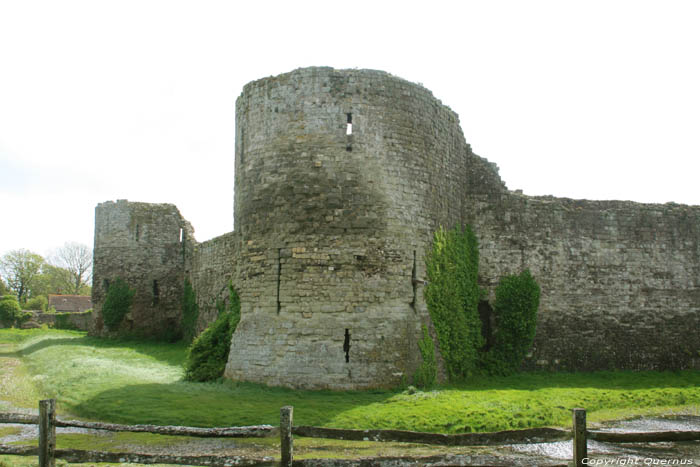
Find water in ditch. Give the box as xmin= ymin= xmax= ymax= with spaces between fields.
xmin=508 ymin=415 xmax=700 ymax=465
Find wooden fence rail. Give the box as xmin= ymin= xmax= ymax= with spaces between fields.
xmin=291 ymin=425 xmax=571 ymax=445
xmin=1 ymin=400 xmax=699 ymax=467
xmin=0 ymin=445 xmax=276 ymax=467
xmin=0 ymin=412 xmax=276 ymax=438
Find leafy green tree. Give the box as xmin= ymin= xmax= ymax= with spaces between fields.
xmin=0 ymin=276 xmax=8 ymax=296
xmin=31 ymin=264 xmax=73 ymax=298
xmin=0 ymin=249 xmax=45 ymax=303
xmin=424 ymin=225 xmax=483 ymax=380
xmin=21 ymin=295 xmax=47 ymax=311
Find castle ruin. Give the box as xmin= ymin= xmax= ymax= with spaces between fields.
xmin=92 ymin=67 xmax=700 ymax=389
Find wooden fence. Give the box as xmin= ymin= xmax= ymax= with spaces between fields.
xmin=1 ymin=400 xmax=699 ymax=466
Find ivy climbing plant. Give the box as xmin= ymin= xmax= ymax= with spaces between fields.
xmin=424 ymin=225 xmax=483 ymax=380
xmin=181 ymin=278 xmax=199 ymax=343
xmin=184 ymin=282 xmax=241 ymax=382
xmin=488 ymin=270 xmax=541 ymax=374
xmin=101 ymin=277 xmax=134 ymax=330
xmin=413 ymin=325 xmax=437 ymax=389
xmin=421 ymin=225 xmax=541 ymax=382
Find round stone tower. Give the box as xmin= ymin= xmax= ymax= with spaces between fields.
xmin=225 ymin=67 xmax=472 ymax=389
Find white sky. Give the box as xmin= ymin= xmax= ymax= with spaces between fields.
xmin=1 ymin=0 xmax=699 ymax=259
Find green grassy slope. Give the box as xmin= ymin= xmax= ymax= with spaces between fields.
xmin=1 ymin=328 xmax=699 ymax=433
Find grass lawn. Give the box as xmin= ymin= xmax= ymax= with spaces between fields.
xmin=1 ymin=328 xmax=698 ymax=433
xmin=1 ymin=328 xmax=699 ymax=466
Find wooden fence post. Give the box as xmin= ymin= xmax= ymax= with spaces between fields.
xmin=572 ymin=408 xmax=587 ymax=467
xmin=39 ymin=399 xmax=56 ymax=467
xmin=280 ymin=405 xmax=293 ymax=467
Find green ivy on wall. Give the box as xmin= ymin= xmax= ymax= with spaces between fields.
xmin=488 ymin=270 xmax=541 ymax=374
xmin=181 ymin=278 xmax=199 ymax=343
xmin=102 ymin=277 xmax=135 ymax=330
xmin=424 ymin=225 xmax=483 ymax=380
xmin=413 ymin=325 xmax=437 ymax=389
xmin=184 ymin=283 xmax=241 ymax=382
xmin=422 ymin=225 xmax=540 ymax=381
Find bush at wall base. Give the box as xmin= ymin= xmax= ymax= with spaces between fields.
xmin=184 ymin=286 xmax=241 ymax=382
xmin=101 ymin=278 xmax=135 ymax=330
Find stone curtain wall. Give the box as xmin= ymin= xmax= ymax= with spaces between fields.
xmin=91 ymin=67 xmax=700 ymax=388
xmin=33 ymin=311 xmax=93 ymax=331
xmin=465 ymin=190 xmax=700 ymax=371
xmin=225 ymin=67 xmax=474 ymax=389
xmin=91 ymin=200 xmax=195 ymax=337
xmin=189 ymin=231 xmax=239 ymax=333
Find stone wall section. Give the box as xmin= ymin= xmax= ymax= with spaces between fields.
xmin=189 ymin=231 xmax=239 ymax=333
xmin=465 ymin=190 xmax=700 ymax=371
xmin=31 ymin=311 xmax=93 ymax=331
xmin=91 ymin=200 xmax=195 ymax=338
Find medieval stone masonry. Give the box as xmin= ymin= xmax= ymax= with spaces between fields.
xmin=92 ymin=67 xmax=700 ymax=389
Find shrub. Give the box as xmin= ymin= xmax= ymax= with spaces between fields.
xmin=22 ymin=295 xmax=47 ymax=311
xmin=102 ymin=277 xmax=135 ymax=330
xmin=487 ymin=270 xmax=541 ymax=374
xmin=413 ymin=325 xmax=437 ymax=389
xmin=184 ymin=285 xmax=241 ymax=382
xmin=424 ymin=225 xmax=483 ymax=380
xmin=181 ymin=278 xmax=199 ymax=343
xmin=0 ymin=295 xmax=23 ymax=326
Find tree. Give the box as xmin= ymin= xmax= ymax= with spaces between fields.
xmin=0 ymin=275 xmax=8 ymax=296
xmin=50 ymin=242 xmax=92 ymax=295
xmin=0 ymin=249 xmax=45 ymax=303
xmin=31 ymin=264 xmax=74 ymax=298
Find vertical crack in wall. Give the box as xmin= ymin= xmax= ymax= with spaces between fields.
xmin=343 ymin=328 xmax=351 ymax=363
xmin=410 ymin=250 xmax=417 ymax=312
xmin=277 ymin=248 xmax=282 ymax=314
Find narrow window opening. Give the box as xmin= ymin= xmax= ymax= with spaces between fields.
xmin=152 ymin=280 xmax=159 ymax=306
xmin=103 ymin=279 xmax=110 ymax=292
xmin=276 ymin=249 xmax=282 ymax=314
xmin=343 ymin=328 xmax=351 ymax=363
xmin=410 ymin=250 xmax=417 ymax=310
xmin=179 ymin=228 xmax=184 ymax=243
xmin=135 ymin=224 xmax=140 ymax=241
xmin=346 ymin=113 xmax=353 ymax=151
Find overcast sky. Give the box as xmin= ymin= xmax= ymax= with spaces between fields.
xmin=1 ymin=0 xmax=699 ymax=259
